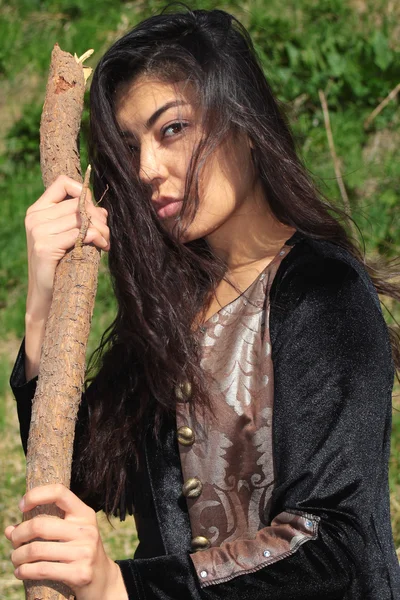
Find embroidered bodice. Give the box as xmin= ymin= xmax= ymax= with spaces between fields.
xmin=176 ymin=238 xmax=296 ymax=551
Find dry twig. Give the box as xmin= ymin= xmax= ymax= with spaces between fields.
xmin=318 ymin=89 xmax=358 ymax=239
xmin=364 ymin=82 xmax=400 ymax=129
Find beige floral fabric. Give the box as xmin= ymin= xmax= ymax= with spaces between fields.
xmin=176 ymin=238 xmax=320 ymax=586
xmin=176 ymin=241 xmax=295 ymax=543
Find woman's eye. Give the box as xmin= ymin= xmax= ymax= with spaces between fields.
xmin=162 ymin=121 xmax=189 ymax=138
xmin=124 ymin=122 xmax=189 ymax=153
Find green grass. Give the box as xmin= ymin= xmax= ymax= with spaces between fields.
xmin=0 ymin=355 xmax=10 ymax=430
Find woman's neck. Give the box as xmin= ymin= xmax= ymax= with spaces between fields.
xmin=205 ymin=179 xmax=296 ymax=274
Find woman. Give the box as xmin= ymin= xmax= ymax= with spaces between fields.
xmin=5 ymin=5 xmax=400 ymax=599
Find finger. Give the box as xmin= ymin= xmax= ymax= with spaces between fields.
xmin=15 ymin=561 xmax=91 ymax=588
xmin=31 ymin=213 xmax=84 ymax=237
xmin=30 ymin=228 xmax=108 ymax=259
xmin=12 ymin=540 xmax=90 ymax=567
xmin=4 ymin=525 xmax=16 ymax=540
xmin=20 ymin=484 xmax=95 ymax=521
xmin=28 ymin=176 xmax=84 ymax=212
xmin=34 ymin=201 xmax=109 ymax=236
xmin=87 ymin=203 xmax=109 ymax=226
xmin=31 ymin=212 xmax=109 ymax=242
xmin=31 ymin=228 xmax=80 ymax=258
xmin=83 ymin=212 xmax=110 ymax=241
xmin=28 ymin=194 xmax=105 ymax=224
xmin=10 ymin=516 xmax=94 ymax=548
xmin=83 ymin=227 xmax=110 ymax=251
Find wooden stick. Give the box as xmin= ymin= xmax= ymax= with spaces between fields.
xmin=318 ymin=89 xmax=358 ymax=238
xmin=364 ymin=82 xmax=400 ymax=130
xmin=23 ymin=44 xmax=100 ymax=600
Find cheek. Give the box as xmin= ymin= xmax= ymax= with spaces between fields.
xmin=176 ymin=141 xmax=253 ymax=242
xmin=179 ymin=183 xmax=238 ymax=242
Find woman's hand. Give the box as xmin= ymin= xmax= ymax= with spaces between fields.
xmin=23 ymin=175 xmax=110 ymax=380
xmin=25 ymin=174 xmax=110 ymax=321
xmin=4 ymin=484 xmax=128 ymax=600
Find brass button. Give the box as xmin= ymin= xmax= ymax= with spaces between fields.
xmin=175 ymin=380 xmax=192 ymax=402
xmin=182 ymin=477 xmax=203 ymax=498
xmin=177 ymin=426 xmax=195 ymax=446
xmin=191 ymin=536 xmax=211 ymax=552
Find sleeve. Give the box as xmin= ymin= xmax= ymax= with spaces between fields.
xmin=9 ymin=336 xmax=104 ymax=512
xmin=114 ymin=258 xmax=396 ymax=599
xmin=9 ymin=336 xmax=39 ymax=455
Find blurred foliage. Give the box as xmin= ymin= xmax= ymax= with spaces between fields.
xmin=240 ymin=0 xmax=400 ymax=257
xmin=248 ymin=0 xmax=399 ymax=108
xmin=4 ymin=104 xmax=41 ymax=169
xmin=0 ymin=355 xmax=9 ymax=430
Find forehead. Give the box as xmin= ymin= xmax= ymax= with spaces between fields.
xmin=115 ymin=76 xmax=196 ymax=130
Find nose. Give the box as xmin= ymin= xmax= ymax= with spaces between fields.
xmin=139 ymin=139 xmax=168 ymax=186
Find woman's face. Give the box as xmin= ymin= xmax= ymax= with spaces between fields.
xmin=115 ymin=76 xmax=257 ymax=242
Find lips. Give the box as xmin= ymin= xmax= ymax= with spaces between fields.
xmin=153 ymin=196 xmax=181 ymax=208
xmin=152 ymin=196 xmax=183 ymax=219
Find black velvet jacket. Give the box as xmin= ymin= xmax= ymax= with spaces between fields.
xmin=10 ymin=231 xmax=400 ymax=599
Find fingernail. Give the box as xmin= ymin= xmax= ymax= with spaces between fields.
xmin=18 ymin=497 xmax=25 ymax=511
xmin=14 ymin=567 xmax=20 ymax=578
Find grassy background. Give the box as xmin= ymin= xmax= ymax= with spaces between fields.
xmin=0 ymin=0 xmax=399 ymax=597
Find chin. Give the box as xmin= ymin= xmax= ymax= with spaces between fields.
xmin=164 ymin=207 xmax=231 ymax=244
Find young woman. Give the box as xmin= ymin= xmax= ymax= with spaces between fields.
xmin=5 ymin=5 xmax=400 ymax=600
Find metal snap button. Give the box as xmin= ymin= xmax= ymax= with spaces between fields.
xmin=175 ymin=380 xmax=192 ymax=402
xmin=182 ymin=477 xmax=203 ymax=498
xmin=305 ymin=519 xmax=313 ymax=530
xmin=177 ymin=426 xmax=195 ymax=446
xmin=191 ymin=536 xmax=211 ymax=552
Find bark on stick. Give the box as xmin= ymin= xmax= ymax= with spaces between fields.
xmin=23 ymin=44 xmax=100 ymax=600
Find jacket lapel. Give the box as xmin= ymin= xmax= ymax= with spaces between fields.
xmin=144 ymin=411 xmax=193 ymax=555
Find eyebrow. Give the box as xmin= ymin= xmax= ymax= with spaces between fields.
xmin=121 ymin=100 xmax=188 ymax=137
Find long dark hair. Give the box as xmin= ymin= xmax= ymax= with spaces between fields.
xmin=79 ymin=3 xmax=400 ymax=518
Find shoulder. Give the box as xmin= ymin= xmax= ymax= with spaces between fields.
xmin=270 ymin=233 xmax=389 ymax=347
xmin=271 ymin=232 xmax=382 ymax=313
xmin=273 ymin=233 xmax=379 ymax=301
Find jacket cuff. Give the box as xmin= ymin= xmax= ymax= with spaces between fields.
xmin=190 ymin=510 xmax=319 ymax=588
xmin=115 ymin=560 xmax=143 ymax=600
xmin=115 ymin=553 xmax=202 ymax=600
xmin=9 ymin=337 xmax=38 ymax=455
xmin=9 ymin=336 xmax=38 ymax=395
